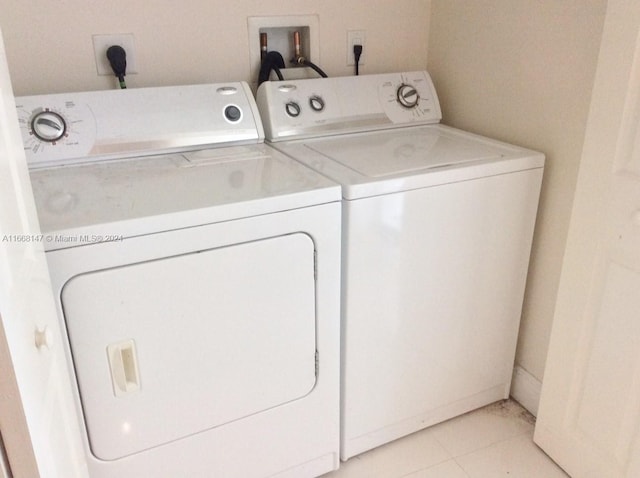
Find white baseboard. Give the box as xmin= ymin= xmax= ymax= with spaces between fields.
xmin=510 ymin=366 xmax=542 ymax=417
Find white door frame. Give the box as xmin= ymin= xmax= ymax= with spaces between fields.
xmin=534 ymin=1 xmax=640 ymax=476
xmin=0 ymin=28 xmax=87 ymax=478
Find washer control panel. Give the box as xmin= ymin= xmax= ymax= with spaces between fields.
xmin=17 ymin=82 xmax=262 ymax=168
xmin=256 ymin=71 xmax=442 ymax=142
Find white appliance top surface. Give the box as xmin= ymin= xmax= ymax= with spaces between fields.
xmin=306 ymin=127 xmax=507 ymax=177
xmin=19 ymin=82 xmax=340 ymax=248
xmin=31 ymin=143 xmax=339 ymax=249
xmin=275 ymin=124 xmax=545 ymax=200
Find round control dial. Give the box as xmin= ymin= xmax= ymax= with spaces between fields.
xmin=396 ymin=84 xmax=420 ymax=109
xmin=31 ymin=110 xmax=66 ymax=142
xmin=309 ymin=95 xmax=325 ymax=112
xmin=285 ymin=101 xmax=301 ymax=118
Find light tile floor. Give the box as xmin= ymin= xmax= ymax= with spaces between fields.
xmin=322 ymin=399 xmax=568 ymax=478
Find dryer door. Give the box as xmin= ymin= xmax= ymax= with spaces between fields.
xmin=60 ymin=232 xmax=317 ymax=461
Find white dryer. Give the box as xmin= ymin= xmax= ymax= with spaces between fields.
xmin=18 ymin=83 xmax=341 ymax=477
xmin=257 ymin=71 xmax=545 ymax=460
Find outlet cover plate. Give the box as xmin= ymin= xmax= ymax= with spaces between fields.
xmin=347 ymin=30 xmax=366 ymax=66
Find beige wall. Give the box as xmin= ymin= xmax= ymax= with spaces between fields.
xmin=428 ymin=0 xmax=607 ymax=381
xmin=0 ymin=0 xmax=608 ymax=388
xmin=0 ymin=0 xmax=430 ymax=96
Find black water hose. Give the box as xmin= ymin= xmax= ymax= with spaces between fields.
xmin=300 ymin=59 xmax=328 ymax=78
xmin=258 ymin=51 xmax=286 ymax=85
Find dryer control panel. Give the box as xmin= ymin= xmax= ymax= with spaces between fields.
xmin=17 ymin=82 xmax=264 ymax=168
xmin=256 ymin=71 xmax=442 ymax=142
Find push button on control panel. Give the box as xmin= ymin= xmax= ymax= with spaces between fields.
xmin=224 ymin=105 xmax=242 ymax=123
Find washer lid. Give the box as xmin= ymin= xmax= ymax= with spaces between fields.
xmin=306 ymin=128 xmax=504 ymax=177
xmin=278 ymin=124 xmax=545 ymax=200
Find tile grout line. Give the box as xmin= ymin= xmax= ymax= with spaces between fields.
xmin=395 ymin=455 xmax=456 ymax=478
xmin=396 ymin=457 xmax=473 ymax=478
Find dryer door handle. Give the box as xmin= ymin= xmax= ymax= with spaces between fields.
xmin=107 ymin=339 xmax=141 ymax=397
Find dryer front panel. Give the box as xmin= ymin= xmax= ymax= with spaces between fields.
xmin=60 ymin=232 xmax=317 ymax=460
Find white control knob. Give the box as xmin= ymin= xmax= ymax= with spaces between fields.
xmin=397 ymin=84 xmax=420 ymax=109
xmin=285 ymin=101 xmax=301 ymax=118
xmin=309 ymin=95 xmax=325 ymax=112
xmin=31 ymin=110 xmax=66 ymax=142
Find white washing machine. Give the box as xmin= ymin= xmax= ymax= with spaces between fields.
xmin=18 ymin=83 xmax=342 ymax=477
xmin=257 ymin=71 xmax=545 ymax=460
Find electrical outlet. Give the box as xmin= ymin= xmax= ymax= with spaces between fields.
xmin=93 ymin=34 xmax=138 ymax=76
xmin=347 ymin=30 xmax=366 ymax=66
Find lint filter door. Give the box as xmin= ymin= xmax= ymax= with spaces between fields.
xmin=61 ymin=233 xmax=317 ymax=460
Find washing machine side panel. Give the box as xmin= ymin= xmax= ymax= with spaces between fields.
xmin=340 ymin=169 xmax=543 ymax=458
